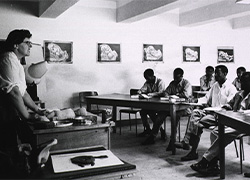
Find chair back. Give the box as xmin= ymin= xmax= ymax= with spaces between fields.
xmin=79 ymin=91 xmax=98 ymax=107
xmin=130 ymin=89 xmax=139 ymax=95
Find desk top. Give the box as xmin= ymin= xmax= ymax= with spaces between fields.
xmin=216 ymin=111 xmax=250 ymax=135
xmin=217 ymin=111 xmax=250 ymax=123
xmin=86 ymin=93 xmax=188 ymax=104
xmin=193 ymin=91 xmax=208 ymax=95
xmin=30 ymin=121 xmax=115 ymax=134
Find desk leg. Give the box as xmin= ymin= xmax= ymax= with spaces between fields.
xmin=112 ymin=105 xmax=117 ymax=133
xmin=219 ymin=121 xmax=225 ymax=179
xmin=108 ymin=126 xmax=111 ymax=150
xmin=170 ymin=104 xmax=176 ymax=155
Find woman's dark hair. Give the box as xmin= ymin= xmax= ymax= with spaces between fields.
xmin=4 ymin=29 xmax=32 ymax=52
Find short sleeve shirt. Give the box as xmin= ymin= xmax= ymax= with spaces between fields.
xmin=0 ymin=52 xmax=26 ymax=96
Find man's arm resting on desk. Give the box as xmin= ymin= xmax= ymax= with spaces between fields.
xmin=7 ymin=86 xmax=42 ymax=121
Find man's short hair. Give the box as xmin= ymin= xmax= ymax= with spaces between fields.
xmin=144 ymin=68 xmax=154 ymax=78
xmin=5 ymin=29 xmax=32 ymax=51
xmin=215 ymin=65 xmax=228 ymax=74
xmin=241 ymin=72 xmax=250 ymax=82
xmin=206 ymin=66 xmax=214 ymax=72
xmin=237 ymin=66 xmax=246 ymax=73
xmin=174 ymin=68 xmax=184 ymax=76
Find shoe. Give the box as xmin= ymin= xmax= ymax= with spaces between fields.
xmin=244 ymin=173 xmax=250 ymax=177
xmin=174 ymin=141 xmax=190 ymax=150
xmin=190 ymin=159 xmax=208 ymax=172
xmin=138 ymin=130 xmax=151 ymax=137
xmin=198 ymin=164 xmax=220 ymax=176
xmin=142 ymin=135 xmax=155 ymax=145
xmin=160 ymin=129 xmax=167 ymax=140
xmin=181 ymin=152 xmax=198 ymax=161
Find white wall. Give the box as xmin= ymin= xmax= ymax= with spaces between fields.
xmin=0 ymin=4 xmax=249 ymax=109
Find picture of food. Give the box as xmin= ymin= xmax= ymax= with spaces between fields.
xmin=100 ymin=44 xmax=118 ymax=61
xmin=183 ymin=46 xmax=200 ymax=62
xmin=97 ymin=43 xmax=120 ymax=62
xmin=44 ymin=41 xmax=73 ymax=64
xmin=143 ymin=44 xmax=163 ymax=62
xmin=217 ymin=47 xmax=234 ymax=63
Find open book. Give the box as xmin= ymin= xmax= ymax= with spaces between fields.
xmin=130 ymin=94 xmax=150 ymax=99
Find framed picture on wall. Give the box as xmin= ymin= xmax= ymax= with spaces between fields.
xmin=143 ymin=44 xmax=163 ymax=62
xmin=182 ymin=46 xmax=200 ymax=62
xmin=217 ymin=46 xmax=234 ymax=63
xmin=97 ymin=43 xmax=121 ymax=62
xmin=44 ymin=40 xmax=73 ymax=64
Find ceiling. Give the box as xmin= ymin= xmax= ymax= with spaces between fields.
xmin=3 ymin=0 xmax=250 ymax=29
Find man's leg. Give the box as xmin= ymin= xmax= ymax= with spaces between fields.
xmin=139 ymin=109 xmax=151 ymax=136
xmin=175 ymin=109 xmax=205 ymax=150
xmin=139 ymin=110 xmax=158 ymax=137
xmin=166 ymin=109 xmax=191 ymax=151
xmin=142 ymin=111 xmax=167 ymax=145
xmin=191 ymin=127 xmax=239 ymax=176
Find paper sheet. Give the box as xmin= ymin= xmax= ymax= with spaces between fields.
xmin=51 ymin=150 xmax=124 ymax=173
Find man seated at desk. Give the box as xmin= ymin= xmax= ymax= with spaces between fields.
xmin=200 ymin=66 xmax=215 ymax=91
xmin=190 ymin=72 xmax=250 ymax=177
xmin=175 ymin=65 xmax=237 ymax=161
xmin=142 ymin=68 xmax=193 ymax=148
xmin=137 ymin=68 xmax=165 ymax=137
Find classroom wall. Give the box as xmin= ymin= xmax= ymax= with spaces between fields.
xmin=0 ymin=3 xmax=249 ymax=109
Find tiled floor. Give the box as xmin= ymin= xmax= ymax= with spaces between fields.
xmin=111 ymin=118 xmax=250 ymax=180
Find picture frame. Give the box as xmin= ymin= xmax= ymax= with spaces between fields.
xmin=97 ymin=43 xmax=121 ymax=62
xmin=217 ymin=46 xmax=234 ymax=63
xmin=182 ymin=46 xmax=200 ymax=62
xmin=143 ymin=44 xmax=163 ymax=62
xmin=44 ymin=40 xmax=73 ymax=64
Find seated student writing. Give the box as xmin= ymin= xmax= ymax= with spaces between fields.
xmin=137 ymin=68 xmax=165 ymax=137
xmin=142 ymin=68 xmax=193 ymax=148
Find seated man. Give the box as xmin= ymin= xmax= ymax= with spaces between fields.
xmin=200 ymin=66 xmax=215 ymax=91
xmin=232 ymin=66 xmax=246 ymax=91
xmin=175 ymin=65 xmax=237 ymax=161
xmin=190 ymin=72 xmax=250 ymax=176
xmin=138 ymin=68 xmax=165 ymax=137
xmin=142 ymin=68 xmax=192 ymax=146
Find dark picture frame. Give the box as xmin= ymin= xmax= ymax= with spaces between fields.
xmin=217 ymin=46 xmax=234 ymax=63
xmin=143 ymin=44 xmax=163 ymax=62
xmin=44 ymin=40 xmax=73 ymax=64
xmin=97 ymin=43 xmax=120 ymax=62
xmin=183 ymin=46 xmax=200 ymax=62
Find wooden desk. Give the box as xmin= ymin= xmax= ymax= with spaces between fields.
xmin=193 ymin=91 xmax=208 ymax=98
xmin=85 ymin=93 xmax=191 ymax=155
xmin=29 ymin=120 xmax=115 ymax=153
xmin=217 ymin=111 xmax=250 ymax=179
